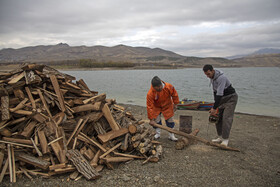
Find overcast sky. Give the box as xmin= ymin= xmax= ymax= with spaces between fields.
xmin=0 ymin=0 xmax=280 ymax=57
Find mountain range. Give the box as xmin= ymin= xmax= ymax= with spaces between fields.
xmin=0 ymin=43 xmax=279 ymax=68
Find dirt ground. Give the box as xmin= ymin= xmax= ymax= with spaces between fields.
xmin=2 ymin=104 xmax=280 ymax=187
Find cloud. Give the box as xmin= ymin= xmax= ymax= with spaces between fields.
xmin=0 ymin=0 xmax=280 ymax=57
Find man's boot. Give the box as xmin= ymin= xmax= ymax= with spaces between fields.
xmin=168 ymin=133 xmax=178 ymax=141
xmin=212 ymin=136 xmax=222 ymax=143
xmin=154 ymin=128 xmax=161 ymax=139
xmin=221 ymin=139 xmax=229 ymax=146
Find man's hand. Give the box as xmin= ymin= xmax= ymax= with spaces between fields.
xmin=173 ymin=104 xmax=177 ymax=112
xmin=149 ymin=119 xmax=157 ymax=126
xmin=209 ymin=108 xmax=218 ymax=116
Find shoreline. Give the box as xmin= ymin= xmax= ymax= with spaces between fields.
xmin=120 ymin=103 xmax=280 ymax=119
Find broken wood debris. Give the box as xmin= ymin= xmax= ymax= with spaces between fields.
xmin=0 ymin=63 xmax=161 ymax=183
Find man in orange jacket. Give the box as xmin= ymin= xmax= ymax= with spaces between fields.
xmin=146 ymin=76 xmax=180 ymax=141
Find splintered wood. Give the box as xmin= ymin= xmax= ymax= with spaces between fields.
xmin=0 ymin=63 xmax=161 ymax=183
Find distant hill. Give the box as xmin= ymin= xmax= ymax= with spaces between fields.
xmin=227 ymin=48 xmax=280 ymax=59
xmin=232 ymin=53 xmax=280 ymax=67
xmin=1 ymin=44 xmax=279 ymax=68
xmin=0 ymin=43 xmax=185 ymax=63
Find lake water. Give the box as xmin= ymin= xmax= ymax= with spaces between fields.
xmin=63 ymin=67 xmax=280 ymax=117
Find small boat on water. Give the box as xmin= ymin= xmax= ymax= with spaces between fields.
xmin=198 ymin=101 xmax=214 ymax=110
xmin=177 ymin=100 xmax=200 ymax=110
xmin=177 ymin=99 xmax=214 ymax=110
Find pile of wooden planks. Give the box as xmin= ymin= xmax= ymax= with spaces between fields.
xmin=0 ymin=63 xmax=161 ymax=183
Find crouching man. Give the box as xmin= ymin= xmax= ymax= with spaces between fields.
xmin=146 ymin=76 xmax=180 ymax=141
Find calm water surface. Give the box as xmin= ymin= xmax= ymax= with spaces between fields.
xmin=63 ymin=67 xmax=280 ymax=117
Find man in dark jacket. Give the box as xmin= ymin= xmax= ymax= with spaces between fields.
xmin=203 ymin=64 xmax=238 ymax=146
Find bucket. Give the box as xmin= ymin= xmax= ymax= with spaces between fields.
xmin=179 ymin=115 xmax=192 ymax=134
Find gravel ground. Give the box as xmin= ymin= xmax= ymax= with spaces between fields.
xmin=2 ymin=104 xmax=280 ymax=187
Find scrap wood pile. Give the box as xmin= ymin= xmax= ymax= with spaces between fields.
xmin=0 ymin=64 xmax=162 ymax=183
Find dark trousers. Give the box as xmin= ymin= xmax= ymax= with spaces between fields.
xmin=216 ymin=93 xmax=238 ymax=139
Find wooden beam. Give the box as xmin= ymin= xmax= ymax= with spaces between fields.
xmin=9 ymin=98 xmax=28 ymax=112
xmin=99 ymin=142 xmax=122 ymax=159
xmin=0 ymin=140 xmax=34 ymax=148
xmin=71 ymin=102 xmax=102 ymax=113
xmin=16 ymin=152 xmax=50 ymax=170
xmin=2 ymin=137 xmax=33 ymax=145
xmin=103 ymin=157 xmax=133 ymax=163
xmin=66 ymin=119 xmax=83 ymax=146
xmin=79 ymin=132 xmax=107 ymax=152
xmin=8 ymin=72 xmax=24 ymax=84
xmin=38 ymin=129 xmax=50 ymax=154
xmin=21 ymin=121 xmax=37 ymax=138
xmin=66 ymin=149 xmax=100 ymax=180
xmin=1 ymin=96 xmax=10 ymax=120
xmin=50 ymin=75 xmax=66 ymax=112
xmin=102 ymin=103 xmax=120 ymax=131
xmin=31 ymin=138 xmax=43 ymax=157
xmin=150 ymin=122 xmax=240 ymax=152
xmin=0 ymin=159 xmax=9 ymax=183
xmin=49 ymin=163 xmax=66 ymax=171
xmin=37 ymin=89 xmax=52 ymax=118
xmin=13 ymin=109 xmax=33 ymax=115
xmin=97 ymin=128 xmax=128 ymax=144
xmin=83 ymin=93 xmax=106 ymax=104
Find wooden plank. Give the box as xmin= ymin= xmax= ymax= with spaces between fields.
xmin=13 ymin=89 xmax=25 ymax=100
xmin=9 ymin=98 xmax=28 ymax=112
xmin=0 ymin=140 xmax=34 ymax=148
xmin=50 ymin=141 xmax=64 ymax=163
xmin=49 ymin=166 xmax=76 ymax=175
xmin=103 ymin=157 xmax=133 ymax=163
xmin=83 ymin=93 xmax=106 ymax=104
xmin=32 ymin=113 xmax=46 ymax=123
xmin=1 ymin=96 xmax=10 ymax=120
xmin=24 ymin=70 xmax=42 ymax=85
xmin=99 ymin=142 xmax=122 ymax=159
xmin=66 ymin=119 xmax=83 ymax=146
xmin=113 ymin=152 xmax=145 ymax=159
xmin=102 ymin=103 xmax=120 ymax=131
xmin=0 ymin=148 xmax=4 ymax=171
xmin=8 ymin=72 xmax=24 ymax=84
xmin=0 ymin=159 xmax=9 ymax=183
xmin=19 ymin=167 xmax=33 ymax=180
xmin=50 ymin=75 xmax=66 ymax=112
xmin=49 ymin=163 xmax=66 ymax=171
xmin=25 ymin=87 xmax=36 ymax=109
xmin=38 ymin=130 xmax=50 ymax=154
xmin=11 ymin=145 xmax=16 ymax=182
xmin=66 ymin=150 xmax=100 ymax=180
xmin=150 ymin=122 xmax=240 ymax=152
xmin=31 ymin=138 xmax=43 ymax=157
xmin=90 ymin=150 xmax=100 ymax=167
xmin=21 ymin=121 xmax=37 ymax=138
xmin=37 ymin=89 xmax=52 ymax=118
xmin=97 ymin=128 xmax=128 ymax=144
xmin=71 ymin=102 xmax=102 ymax=113
xmin=79 ymin=132 xmax=107 ymax=152
xmin=16 ymin=152 xmax=50 ymax=170
xmin=78 ymin=112 xmax=103 ymax=123
xmin=2 ymin=137 xmax=33 ymax=145
xmin=65 ymin=82 xmax=81 ymax=90
xmin=13 ymin=110 xmax=33 ymax=115
xmin=7 ymin=144 xmax=13 ymax=182
xmin=77 ymin=79 xmax=91 ymax=92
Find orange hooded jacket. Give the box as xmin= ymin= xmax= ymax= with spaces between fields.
xmin=146 ymin=81 xmax=179 ymax=120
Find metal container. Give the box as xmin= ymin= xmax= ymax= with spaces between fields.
xmin=179 ymin=115 xmax=192 ymax=134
